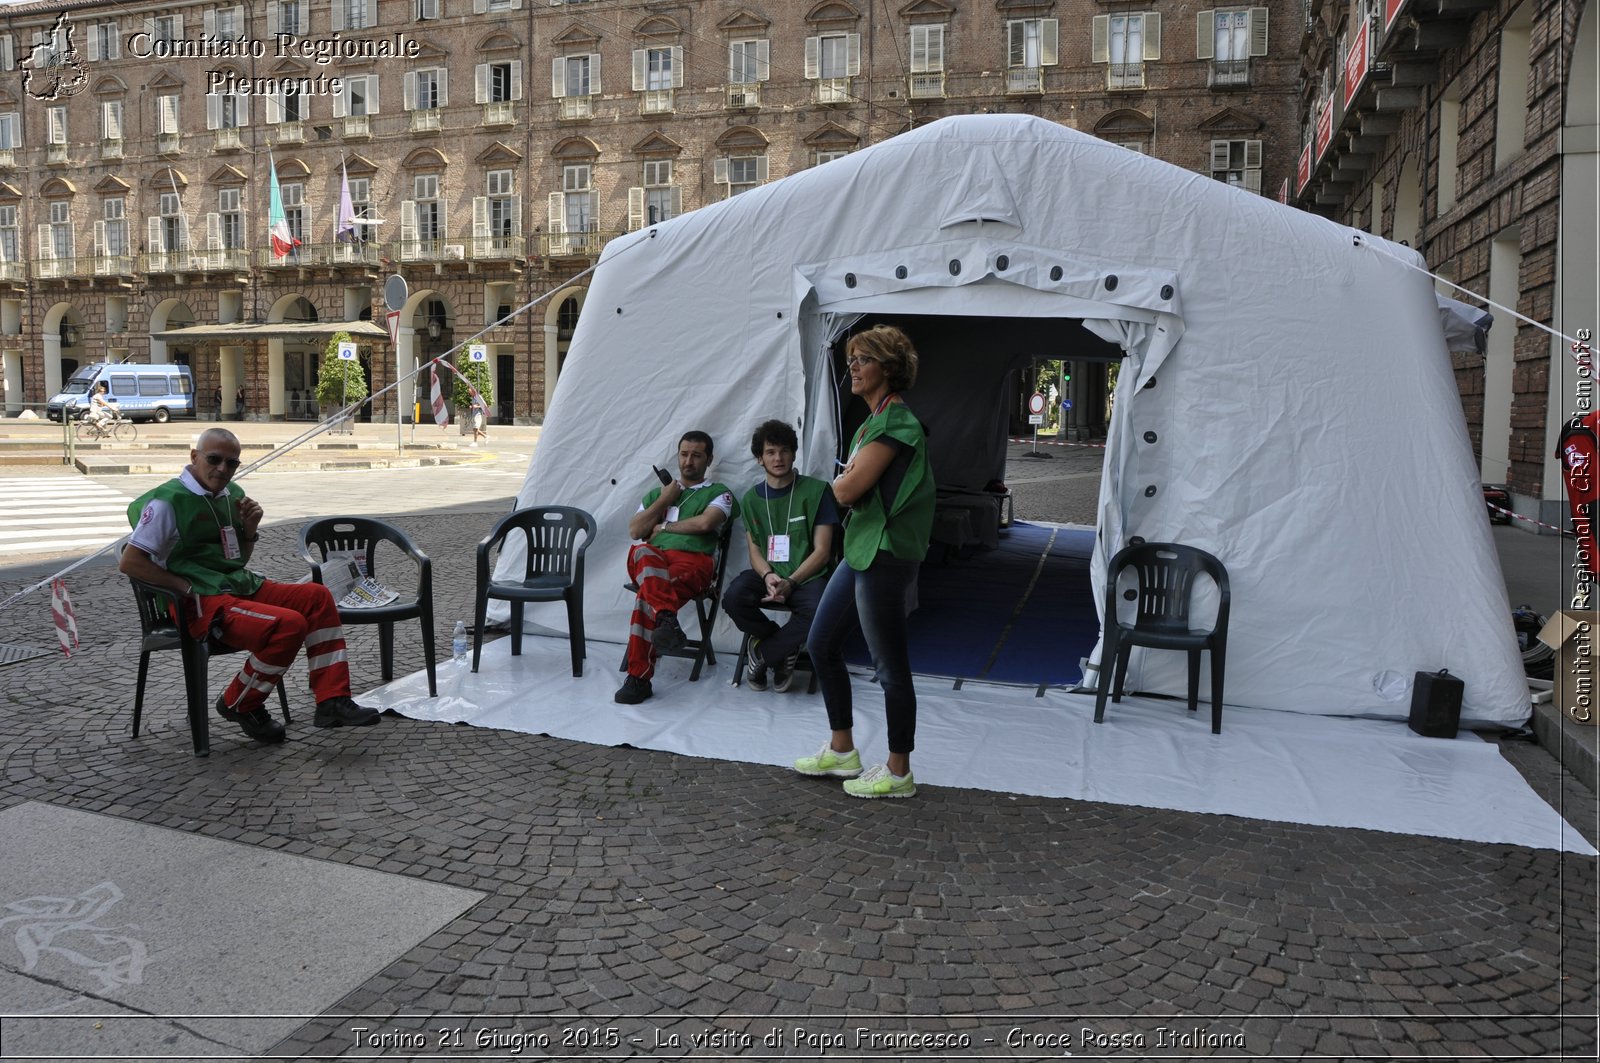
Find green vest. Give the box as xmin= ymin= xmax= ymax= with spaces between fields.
xmin=128 ymin=479 xmax=264 ymax=597
xmin=641 ymin=480 xmax=739 ymax=554
xmin=844 ymin=403 xmax=935 ymax=568
xmin=740 ymin=475 xmax=833 ymax=584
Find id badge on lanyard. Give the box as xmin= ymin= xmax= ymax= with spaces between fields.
xmin=220 ymin=526 xmax=241 ymax=560
xmin=767 ymin=534 xmax=791 ymax=563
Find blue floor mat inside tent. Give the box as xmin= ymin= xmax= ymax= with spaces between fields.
xmin=842 ymin=521 xmax=1100 ymax=687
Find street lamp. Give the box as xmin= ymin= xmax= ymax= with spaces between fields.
xmin=59 ymin=323 xmax=79 ymax=348
xmin=427 ymin=316 xmax=443 ymax=341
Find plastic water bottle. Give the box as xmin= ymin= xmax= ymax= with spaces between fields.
xmin=452 ymin=621 xmax=469 ymax=664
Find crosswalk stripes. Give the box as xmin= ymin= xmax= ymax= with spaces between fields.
xmin=0 ymin=476 xmax=139 ymax=558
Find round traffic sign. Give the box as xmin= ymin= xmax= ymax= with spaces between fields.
xmin=1028 ymin=392 xmax=1046 ymax=415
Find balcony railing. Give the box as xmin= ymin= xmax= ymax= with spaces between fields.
xmin=726 ymin=83 xmax=760 ymax=109
xmin=157 ymin=132 xmax=181 ymax=154
xmin=1006 ymin=67 xmax=1043 ymax=93
xmin=274 ymin=121 xmax=306 ymax=144
xmin=541 ymin=229 xmax=617 ymax=259
xmin=470 ymin=234 xmax=523 ymax=260
xmin=46 ymin=143 xmax=68 ymax=165
xmin=215 ymin=127 xmax=243 ymax=151
xmin=814 ymin=77 xmax=852 ymax=104
xmin=0 ymin=262 xmax=24 ymax=282
xmin=92 ymin=254 xmax=135 ymax=276
xmin=100 ymin=138 xmax=124 ymax=160
xmin=36 ymin=257 xmax=75 ymax=279
xmin=409 ymin=109 xmax=442 ymax=133
xmin=326 ymin=240 xmax=382 ymax=266
xmin=342 ymin=114 xmax=371 ymax=138
xmin=399 ymin=238 xmax=467 ymax=262
xmin=1210 ymin=59 xmax=1251 ymax=87
xmin=641 ymin=89 xmax=673 ymax=114
xmin=482 ymin=101 xmax=514 ymax=126
xmin=559 ymin=95 xmax=593 ymax=120
xmin=909 ymin=72 xmax=945 ymax=98
xmin=0 ymin=149 xmax=14 ymax=169
xmin=141 ymin=249 xmax=247 ymax=273
xmin=1107 ymin=62 xmax=1146 ymax=90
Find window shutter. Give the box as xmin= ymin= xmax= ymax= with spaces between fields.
xmin=755 ymin=155 xmax=769 ymax=183
xmin=846 ymin=33 xmax=861 ymax=76
xmin=1196 ymin=11 xmax=1215 ymax=59
xmin=107 ymin=27 xmax=120 ymax=59
xmin=589 ymin=53 xmax=601 ymax=94
xmin=476 ymin=63 xmax=489 ymax=104
xmin=756 ymin=39 xmax=770 ymax=81
xmin=509 ymin=0 xmax=522 ymax=9
xmin=266 ymin=91 xmax=282 ymax=123
xmin=713 ymin=157 xmax=728 ymax=184
xmin=333 ymin=84 xmax=348 ymax=117
xmin=1249 ymin=8 xmax=1269 ymax=56
xmin=511 ymin=196 xmax=522 ymax=234
xmin=1091 ymin=16 xmax=1109 ymax=63
xmin=472 ymin=196 xmax=488 ymax=238
xmin=1211 ymin=140 xmax=1231 ymax=170
xmin=804 ymin=36 xmax=820 ymax=79
xmin=203 ymin=9 xmax=216 ymax=37
xmin=103 ymin=102 xmax=122 ymax=140
xmin=929 ymin=26 xmax=945 ymax=71
xmin=910 ymin=27 xmax=927 ymax=73
xmin=1243 ymin=168 xmax=1262 ymax=193
xmin=1041 ymin=20 xmax=1059 ymax=65
xmin=93 ymin=220 xmax=106 ymax=255
xmin=148 ymin=217 xmax=165 ymax=254
xmin=438 ymin=70 xmax=449 ymax=106
xmin=631 ymin=49 xmax=646 ymax=92
xmin=237 ymin=96 xmax=249 ymax=125
xmin=1143 ymin=13 xmax=1161 ymax=59
xmin=510 ymin=61 xmax=522 ymax=101
xmin=404 ymin=71 xmax=417 ymax=109
xmin=268 ymin=2 xmax=280 ymax=35
xmin=551 ymin=58 xmax=566 ymax=98
xmin=1 ymin=36 xmax=13 ymax=70
xmin=727 ymin=43 xmax=741 ymax=83
xmin=176 ymin=215 xmax=190 ymax=252
xmin=207 ymin=94 xmax=221 ymax=130
xmin=332 ymin=0 xmax=345 ymax=30
xmin=1008 ymin=21 xmax=1025 ymax=66
xmin=88 ymin=27 xmax=100 ymax=61
xmin=472 ymin=0 xmax=486 ymax=13
xmin=206 ymin=213 xmax=222 ymax=251
xmin=37 ymin=224 xmax=53 ymax=260
xmin=143 ymin=17 xmax=155 ymax=41
xmin=547 ymin=191 xmax=565 ymax=233
xmin=399 ymin=199 xmax=416 ymax=258
xmin=669 ymin=186 xmax=682 ymax=216
xmin=627 ymin=187 xmax=644 ymax=231
xmin=671 ymin=46 xmax=683 ymax=88
xmin=1244 ymin=139 xmax=1262 ymax=168
xmin=367 ymin=77 xmax=379 ymax=113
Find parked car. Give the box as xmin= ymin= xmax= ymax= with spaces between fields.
xmin=47 ymin=363 xmax=196 ymax=423
xmin=1482 ymin=483 xmax=1512 ymax=525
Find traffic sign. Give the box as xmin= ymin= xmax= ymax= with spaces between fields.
xmin=1028 ymin=413 xmax=1044 ymax=425
xmin=1028 ymin=393 xmax=1046 ymax=415
xmin=337 ymin=341 xmax=358 ymax=361
xmin=384 ymin=275 xmax=408 ymax=312
xmin=1063 ymin=399 xmax=1073 ymax=410
xmin=468 ymin=344 xmax=487 ymax=363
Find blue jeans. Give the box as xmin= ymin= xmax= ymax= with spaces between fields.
xmin=806 ymin=554 xmax=919 ymax=754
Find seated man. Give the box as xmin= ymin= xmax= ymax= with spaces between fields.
xmin=617 ymin=430 xmax=738 ymax=705
xmin=722 ymin=420 xmax=839 ymax=692
xmin=119 ymin=427 xmax=381 ymax=743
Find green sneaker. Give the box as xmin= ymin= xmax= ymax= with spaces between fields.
xmin=793 ymin=743 xmax=862 ymax=778
xmin=842 ymin=764 xmax=917 ymax=799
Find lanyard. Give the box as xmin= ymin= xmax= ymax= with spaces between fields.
xmin=849 ymin=392 xmax=898 ymax=459
xmin=202 ymin=490 xmax=234 ymax=532
xmin=763 ymin=478 xmax=795 ymax=541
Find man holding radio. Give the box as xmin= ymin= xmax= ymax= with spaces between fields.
xmin=616 ymin=430 xmax=738 ymax=705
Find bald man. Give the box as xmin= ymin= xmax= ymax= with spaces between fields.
xmin=120 ymin=428 xmax=379 ymax=743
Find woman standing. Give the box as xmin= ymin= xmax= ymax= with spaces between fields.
xmin=795 ymin=325 xmax=935 ymax=798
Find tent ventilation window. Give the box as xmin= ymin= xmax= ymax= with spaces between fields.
xmin=1144 ymin=431 xmax=1158 ymax=443
xmin=895 ymin=265 xmax=906 ymax=279
xmin=1161 ymin=284 xmax=1173 ymax=299
xmin=1144 ymin=376 xmax=1157 ymax=389
xmin=948 ymin=259 xmax=961 ymax=276
xmin=1105 ymin=275 xmax=1119 ymax=291
xmin=996 ymin=255 xmax=1009 ymax=271
xmin=1050 ymin=266 xmax=1062 ymax=280
xmin=1144 ymin=486 xmax=1158 ymax=496
xmin=844 ymin=273 xmax=857 ymax=288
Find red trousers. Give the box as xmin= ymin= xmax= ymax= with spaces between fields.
xmin=625 ymin=545 xmax=712 ymax=679
xmin=189 ymin=580 xmax=351 ymax=713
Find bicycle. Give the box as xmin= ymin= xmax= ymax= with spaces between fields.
xmin=75 ymin=412 xmax=138 ymax=444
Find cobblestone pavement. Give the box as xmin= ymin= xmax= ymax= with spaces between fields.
xmin=0 ymin=446 xmax=1595 ymax=1061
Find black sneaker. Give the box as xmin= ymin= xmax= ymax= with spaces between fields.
xmin=745 ymin=647 xmax=769 ymax=691
xmin=216 ymin=694 xmax=287 ymax=743
xmin=614 ymin=675 xmax=653 ymax=704
xmin=314 ymin=695 xmax=381 ymax=728
xmin=773 ymin=652 xmax=801 ymax=693
xmin=652 ymin=612 xmax=688 ymax=653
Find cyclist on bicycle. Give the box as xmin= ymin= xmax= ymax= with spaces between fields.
xmin=86 ymin=382 xmax=118 ymax=429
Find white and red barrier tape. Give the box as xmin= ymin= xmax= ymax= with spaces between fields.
xmin=1007 ymin=436 xmax=1108 ymax=450
xmin=1488 ymin=503 xmax=1574 ymax=535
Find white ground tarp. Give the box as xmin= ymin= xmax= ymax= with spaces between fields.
xmin=503 ymin=114 xmax=1527 ymax=726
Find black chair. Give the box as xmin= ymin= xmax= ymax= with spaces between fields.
xmin=1093 ymin=542 xmax=1231 ymax=734
xmin=130 ymin=578 xmax=290 ymax=757
xmin=299 ymin=517 xmax=437 ymax=697
xmin=730 ymin=599 xmax=821 ymax=695
xmin=619 ymin=521 xmax=734 ymax=682
xmin=475 ymin=506 xmax=596 ymax=677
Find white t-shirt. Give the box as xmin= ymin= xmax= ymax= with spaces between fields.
xmin=126 ymin=468 xmax=230 ymax=569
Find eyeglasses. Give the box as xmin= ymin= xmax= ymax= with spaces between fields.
xmin=203 ymin=453 xmax=242 ymax=470
xmin=846 ymin=355 xmax=879 ymax=369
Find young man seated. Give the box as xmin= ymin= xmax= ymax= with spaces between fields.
xmin=616 ymin=430 xmax=739 ymax=705
xmin=722 ymin=420 xmax=839 ymax=692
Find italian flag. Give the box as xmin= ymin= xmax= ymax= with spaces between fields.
xmin=268 ymin=158 xmax=300 ymax=259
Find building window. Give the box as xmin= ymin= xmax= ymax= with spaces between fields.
xmin=334 ymin=0 xmax=373 ymax=31
xmin=157 ymin=95 xmax=180 ymax=134
xmin=556 ymin=54 xmax=594 ymax=98
xmin=1198 ymin=9 xmax=1265 ymax=86
xmin=0 ymin=206 xmax=18 ymax=265
xmin=101 ymin=198 xmax=127 ymax=256
xmin=150 ymin=15 xmax=179 ymax=47
xmin=1210 ymin=138 xmax=1262 ymax=192
xmin=487 ymin=169 xmax=516 ymax=236
xmin=1093 ymin=14 xmax=1157 ymax=90
xmin=219 ymin=189 xmax=243 ymax=248
xmin=729 ymin=38 xmax=769 ymax=84
xmin=349 ymin=177 xmax=372 ymax=241
xmin=909 ymin=25 xmax=946 ymax=97
xmin=281 ymin=182 xmax=306 ymax=243
xmin=46 ymin=106 xmax=67 ymax=145
xmin=806 ymin=33 xmax=860 ymax=102
xmin=414 ymin=174 xmax=441 ymax=242
xmin=563 ymin=164 xmax=594 ymax=235
xmin=156 ymin=191 xmax=186 ymax=254
xmin=814 ymin=149 xmax=849 ymax=166
xmin=89 ymin=22 xmax=121 ymax=61
xmin=476 ymin=61 xmax=522 ymax=120
xmin=209 ymin=6 xmax=242 ymax=39
xmin=207 ymin=91 xmax=248 ymax=129
xmin=406 ymin=68 xmax=447 ymax=109
xmin=715 ymin=155 xmax=767 ymax=198
xmin=339 ymin=74 xmax=379 ymax=116
xmin=0 ymin=114 xmax=14 ymax=151
xmin=101 ymin=101 xmax=123 ymax=141
xmin=272 ymin=0 xmax=305 ymax=36
xmin=414 ymin=0 xmax=438 ymax=19
xmin=1494 ymin=3 xmax=1532 ymax=168
xmin=1006 ymin=19 xmax=1058 ymax=92
xmin=643 ymin=160 xmax=677 ymax=225
xmin=48 ymin=201 xmax=73 ymax=261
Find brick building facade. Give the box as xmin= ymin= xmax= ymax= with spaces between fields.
xmin=1 ymin=0 xmax=1300 ymax=426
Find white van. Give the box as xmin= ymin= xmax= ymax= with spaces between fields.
xmin=47 ymin=363 xmax=197 ymax=423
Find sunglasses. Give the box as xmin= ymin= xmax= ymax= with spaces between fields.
xmin=203 ymin=453 xmax=242 ymax=470
xmin=846 ymin=355 xmax=880 ymax=369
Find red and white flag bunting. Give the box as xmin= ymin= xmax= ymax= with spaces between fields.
xmin=50 ymin=578 xmax=79 ymax=657
xmin=429 ymin=362 xmax=449 ymax=428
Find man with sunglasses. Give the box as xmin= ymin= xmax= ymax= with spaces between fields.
xmin=120 ymin=428 xmax=380 ymax=742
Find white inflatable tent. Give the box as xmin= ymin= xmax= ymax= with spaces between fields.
xmin=503 ymin=113 xmax=1526 ymax=726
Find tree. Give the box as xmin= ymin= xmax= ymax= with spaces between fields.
xmin=313 ymin=332 xmax=370 ymax=410
xmin=451 ymin=355 xmax=493 ymax=411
